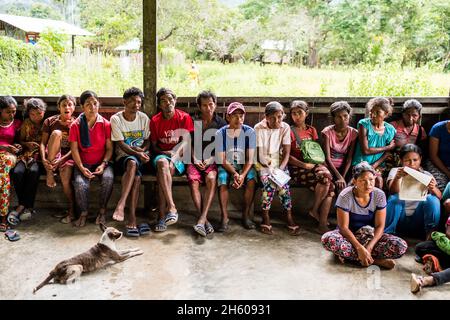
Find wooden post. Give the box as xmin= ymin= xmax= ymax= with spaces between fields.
xmin=143 ymin=0 xmax=158 ymax=211
xmin=143 ymin=0 xmax=158 ymax=117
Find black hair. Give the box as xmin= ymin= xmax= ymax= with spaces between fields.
xmin=399 ymin=143 xmax=422 ymax=159
xmin=79 ymin=90 xmax=99 ymax=106
xmin=290 ymin=100 xmax=309 ymax=113
xmin=57 ymin=95 xmax=76 ymax=108
xmin=402 ymin=99 xmax=422 ymax=114
xmin=196 ymin=90 xmax=217 ymax=107
xmin=330 ymin=101 xmax=352 ymax=118
xmin=352 ymin=161 xmax=376 ymax=179
xmin=0 ymin=95 xmax=18 ymax=110
xmin=123 ymin=87 xmax=144 ymax=100
xmin=156 ymin=87 xmax=176 ymax=107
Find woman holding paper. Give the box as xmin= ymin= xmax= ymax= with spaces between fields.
xmin=385 ymin=144 xmax=441 ymax=240
xmin=255 ymin=101 xmax=299 ymax=236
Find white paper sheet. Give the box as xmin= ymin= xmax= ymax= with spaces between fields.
xmin=269 ymin=168 xmax=291 ymax=188
xmin=399 ymin=167 xmax=432 ymax=201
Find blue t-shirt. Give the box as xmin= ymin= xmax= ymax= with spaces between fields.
xmin=352 ymin=118 xmax=396 ymax=166
xmin=335 ymin=186 xmax=387 ymax=232
xmin=429 ymin=121 xmax=450 ymax=167
xmin=215 ymin=124 xmax=256 ymax=165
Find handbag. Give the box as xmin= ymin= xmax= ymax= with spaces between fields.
xmin=291 ymin=126 xmax=325 ymax=164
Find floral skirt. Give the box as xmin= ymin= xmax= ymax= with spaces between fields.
xmin=0 ymin=152 xmax=17 ymax=217
xmin=289 ymin=164 xmax=335 ymax=197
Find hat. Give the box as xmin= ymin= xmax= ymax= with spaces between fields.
xmin=227 ymin=102 xmax=245 ymax=115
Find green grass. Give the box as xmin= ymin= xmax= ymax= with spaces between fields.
xmin=1 ymin=56 xmax=449 ymax=97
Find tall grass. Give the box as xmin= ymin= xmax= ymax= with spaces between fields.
xmin=0 ymin=53 xmax=448 ymax=97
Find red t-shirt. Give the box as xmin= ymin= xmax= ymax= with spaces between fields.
xmin=150 ymin=109 xmax=194 ymax=152
xmin=290 ymin=125 xmax=319 ymax=160
xmin=0 ymin=119 xmax=22 ymax=146
xmin=68 ymin=115 xmax=111 ymax=165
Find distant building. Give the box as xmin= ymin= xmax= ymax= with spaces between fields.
xmin=0 ymin=13 xmax=93 ymax=51
xmin=114 ymin=38 xmax=141 ymax=55
xmin=260 ymin=40 xmax=295 ymax=64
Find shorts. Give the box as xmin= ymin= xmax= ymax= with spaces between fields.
xmin=117 ymin=155 xmax=144 ymax=177
xmin=152 ymin=154 xmax=185 ymax=176
xmin=217 ymin=164 xmax=257 ymax=187
xmin=186 ymin=164 xmax=218 ymax=185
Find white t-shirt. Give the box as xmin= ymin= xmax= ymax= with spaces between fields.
xmin=387 ymin=167 xmax=433 ymax=216
xmin=254 ymin=119 xmax=291 ymax=176
xmin=110 ymin=111 xmax=150 ymax=161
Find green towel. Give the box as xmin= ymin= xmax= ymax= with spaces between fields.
xmin=432 ymin=232 xmax=450 ymax=256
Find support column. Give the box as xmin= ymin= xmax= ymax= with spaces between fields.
xmin=143 ymin=0 xmax=158 ymax=117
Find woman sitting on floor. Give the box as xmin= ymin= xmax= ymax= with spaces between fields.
xmin=321 ymin=162 xmax=407 ymax=269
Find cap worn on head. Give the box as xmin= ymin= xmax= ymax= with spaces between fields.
xmin=227 ymin=102 xmax=245 ymax=115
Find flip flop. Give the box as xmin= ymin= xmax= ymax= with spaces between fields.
xmin=287 ymin=225 xmax=301 ymax=236
xmin=410 ymin=273 xmax=424 ymax=294
xmin=0 ymin=223 xmax=8 ymax=233
xmin=193 ymin=224 xmax=207 ymax=237
xmin=422 ymin=254 xmax=442 ymax=274
xmin=242 ymin=218 xmax=256 ymax=230
xmin=138 ymin=223 xmax=151 ymax=236
xmin=217 ymin=220 xmax=229 ymax=233
xmin=4 ymin=230 xmax=20 ymax=242
xmin=125 ymin=227 xmax=140 ymax=238
xmin=20 ymin=209 xmax=34 ymax=221
xmin=260 ymin=224 xmax=274 ymax=235
xmin=164 ymin=212 xmax=178 ymax=226
xmin=7 ymin=211 xmax=20 ymax=226
xmin=205 ymin=222 xmax=214 ymax=235
xmin=154 ymin=219 xmax=167 ymax=232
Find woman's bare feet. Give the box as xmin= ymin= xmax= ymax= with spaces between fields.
xmin=112 ymin=207 xmax=125 ymax=222
xmin=73 ymin=213 xmax=88 ymax=227
xmin=316 ymin=224 xmax=331 ymax=235
xmin=373 ymin=258 xmax=396 ymax=269
xmin=308 ymin=210 xmax=320 ymax=223
xmin=46 ymin=171 xmax=57 ymax=188
xmin=60 ymin=214 xmax=74 ymax=224
xmin=96 ymin=213 xmax=106 ymax=225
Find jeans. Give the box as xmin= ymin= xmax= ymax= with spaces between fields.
xmin=73 ymin=164 xmax=114 ymax=212
xmin=385 ymin=193 xmax=440 ymax=237
xmin=11 ymin=161 xmax=42 ymax=208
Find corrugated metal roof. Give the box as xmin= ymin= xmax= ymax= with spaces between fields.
xmin=114 ymin=38 xmax=140 ymax=51
xmin=0 ymin=13 xmax=94 ymax=36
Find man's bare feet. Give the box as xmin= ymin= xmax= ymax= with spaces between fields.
xmin=373 ymin=258 xmax=396 ymax=269
xmin=96 ymin=213 xmax=106 ymax=225
xmin=73 ymin=213 xmax=88 ymax=227
xmin=112 ymin=207 xmax=125 ymax=222
xmin=46 ymin=172 xmax=57 ymax=188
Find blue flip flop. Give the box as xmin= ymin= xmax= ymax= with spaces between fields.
xmin=193 ymin=224 xmax=207 ymax=237
xmin=125 ymin=227 xmax=140 ymax=238
xmin=154 ymin=219 xmax=167 ymax=232
xmin=205 ymin=222 xmax=214 ymax=235
xmin=164 ymin=212 xmax=179 ymax=226
xmin=138 ymin=223 xmax=151 ymax=236
xmin=7 ymin=211 xmax=20 ymax=226
xmin=4 ymin=230 xmax=20 ymax=242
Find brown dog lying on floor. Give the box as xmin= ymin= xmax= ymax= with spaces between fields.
xmin=33 ymin=223 xmax=144 ymax=294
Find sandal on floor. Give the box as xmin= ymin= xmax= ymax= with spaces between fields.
xmin=164 ymin=212 xmax=178 ymax=226
xmin=422 ymin=254 xmax=442 ymax=274
xmin=217 ymin=220 xmax=229 ymax=233
xmin=154 ymin=219 xmax=167 ymax=232
xmin=205 ymin=222 xmax=214 ymax=235
xmin=0 ymin=223 xmax=9 ymax=233
xmin=138 ymin=223 xmax=151 ymax=236
xmin=125 ymin=227 xmax=140 ymax=238
xmin=19 ymin=209 xmax=34 ymax=221
xmin=287 ymin=225 xmax=301 ymax=236
xmin=260 ymin=224 xmax=274 ymax=235
xmin=7 ymin=211 xmax=20 ymax=226
xmin=193 ymin=224 xmax=207 ymax=237
xmin=410 ymin=273 xmax=424 ymax=294
xmin=242 ymin=218 xmax=256 ymax=230
xmin=4 ymin=229 xmax=20 ymax=242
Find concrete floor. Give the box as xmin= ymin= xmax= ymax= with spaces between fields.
xmin=1 ymin=206 xmax=449 ymax=300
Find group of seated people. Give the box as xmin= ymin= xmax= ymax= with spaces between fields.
xmin=1 ymin=87 xmax=450 ymax=294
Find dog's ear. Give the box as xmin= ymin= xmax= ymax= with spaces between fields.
xmin=99 ymin=223 xmax=107 ymax=232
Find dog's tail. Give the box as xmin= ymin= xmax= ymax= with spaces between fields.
xmin=33 ymin=274 xmax=54 ymax=294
